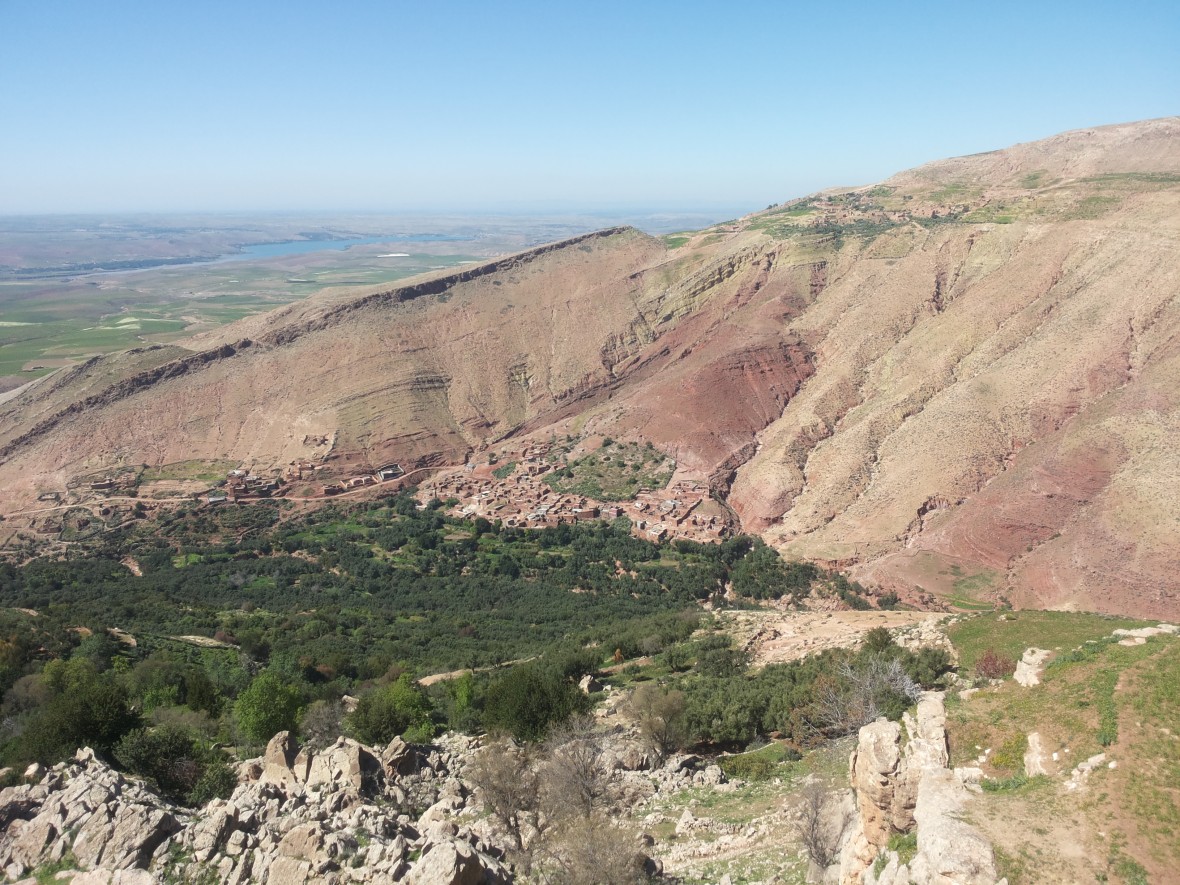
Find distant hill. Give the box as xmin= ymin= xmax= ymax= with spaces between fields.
xmin=2 ymin=117 xmax=1178 ymax=618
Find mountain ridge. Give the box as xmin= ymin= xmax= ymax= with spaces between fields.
xmin=2 ymin=117 xmax=1178 ymax=617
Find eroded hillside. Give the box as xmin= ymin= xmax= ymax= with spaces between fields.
xmin=1 ymin=118 xmax=1178 ymax=617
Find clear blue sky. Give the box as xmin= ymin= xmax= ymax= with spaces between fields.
xmin=1 ymin=0 xmax=1177 ymax=213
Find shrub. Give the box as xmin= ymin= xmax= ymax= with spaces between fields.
xmin=484 ymin=663 xmax=587 ymax=742
xmin=862 ymin=627 xmax=895 ymax=654
xmin=717 ymin=742 xmax=799 ymax=781
xmin=301 ymin=699 xmax=345 ymax=749
xmin=626 ymin=684 xmax=687 ymax=759
xmin=907 ymin=647 xmax=953 ymax=687
xmin=234 ymin=672 xmax=303 ymax=745
xmin=813 ymin=656 xmax=921 ymax=736
xmin=695 ymin=646 xmax=750 ymax=678
xmin=974 ymin=649 xmax=1017 ymax=680
xmin=114 ymin=725 xmax=236 ymax=805
xmin=16 ymin=665 xmax=139 ymax=764
xmin=186 ymin=757 xmax=238 ymax=806
xmin=348 ymin=674 xmax=435 ymax=745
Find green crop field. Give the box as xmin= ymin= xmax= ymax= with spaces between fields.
xmin=0 ymin=252 xmax=480 ymax=382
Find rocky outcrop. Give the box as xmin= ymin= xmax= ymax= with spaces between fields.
xmin=0 ymin=736 xmax=510 ymax=884
xmin=0 ymin=748 xmax=183 ymax=881
xmin=905 ymin=770 xmax=999 ymax=885
xmin=1012 ymin=648 xmax=1052 ymax=687
xmin=836 ymin=693 xmax=1001 ymax=885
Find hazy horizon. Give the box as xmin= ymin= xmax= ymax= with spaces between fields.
xmin=2 ymin=0 xmax=1177 ymax=214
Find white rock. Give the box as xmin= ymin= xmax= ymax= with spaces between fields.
xmin=1014 ymin=648 xmax=1052 ymax=686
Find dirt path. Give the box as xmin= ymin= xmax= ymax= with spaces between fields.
xmin=417 ymin=654 xmax=537 ymax=687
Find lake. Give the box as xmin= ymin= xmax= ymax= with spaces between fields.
xmin=219 ymin=234 xmax=463 ymax=262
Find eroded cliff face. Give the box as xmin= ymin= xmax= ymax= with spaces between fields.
xmin=738 ymin=203 xmax=1180 ymax=617
xmin=2 ymin=119 xmax=1179 ymax=617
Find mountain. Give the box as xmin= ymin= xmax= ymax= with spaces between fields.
xmin=2 ymin=118 xmax=1178 ymax=618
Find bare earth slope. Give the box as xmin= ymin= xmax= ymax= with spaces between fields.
xmin=1 ymin=118 xmax=1178 ymax=617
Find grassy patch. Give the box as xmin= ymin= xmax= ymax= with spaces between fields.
xmin=1121 ymin=640 xmax=1180 ymax=866
xmin=491 ymin=461 xmax=516 ymax=480
xmin=943 ymin=627 xmax=1179 ymax=879
xmin=662 ymin=235 xmax=690 ymax=248
xmin=993 ymin=844 xmax=1034 ymax=884
xmin=1019 ymin=170 xmax=1052 ymax=189
xmin=981 ymin=772 xmax=1031 ymax=792
xmin=929 ymin=182 xmax=980 ymax=202
xmin=1083 ymin=171 xmax=1180 ymax=185
xmin=948 ymin=611 xmax=1148 ymax=672
xmin=140 ymin=459 xmax=239 ymax=484
xmin=32 ymin=852 xmax=78 ymax=885
xmin=886 ymin=830 xmax=917 ymax=865
xmin=989 ymin=731 xmax=1028 ymax=770
xmin=544 ymin=441 xmax=674 ymax=501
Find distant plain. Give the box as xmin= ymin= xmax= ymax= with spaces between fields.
xmin=0 ymin=210 xmax=736 ymax=389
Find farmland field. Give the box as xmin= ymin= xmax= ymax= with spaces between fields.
xmin=0 ymin=211 xmax=729 ymax=388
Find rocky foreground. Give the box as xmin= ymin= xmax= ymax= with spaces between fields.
xmin=835 ymin=692 xmax=998 ymax=885
xmin=1 ymin=733 xmax=512 ymax=884
xmin=0 ymin=722 xmax=738 ymax=885
xmin=0 ymin=693 xmax=1013 ymax=885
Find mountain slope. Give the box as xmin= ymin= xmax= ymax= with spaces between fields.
xmin=2 ymin=118 xmax=1178 ymax=617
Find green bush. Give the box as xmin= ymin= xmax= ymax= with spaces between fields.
xmin=115 ymin=725 xmax=236 ymax=805
xmin=483 ymin=663 xmax=587 ymax=741
xmin=15 ymin=662 xmax=139 ymax=764
xmin=716 ymin=742 xmax=800 ymax=780
xmin=186 ymin=757 xmax=238 ymax=806
xmin=234 ymin=672 xmax=302 ymax=745
xmin=348 ymin=674 xmax=435 ymax=745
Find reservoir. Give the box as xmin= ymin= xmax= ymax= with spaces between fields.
xmin=219 ymin=234 xmax=462 ymax=262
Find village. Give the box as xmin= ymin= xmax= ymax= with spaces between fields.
xmin=414 ymin=438 xmax=734 ymax=544
xmin=8 ymin=436 xmax=735 ymax=549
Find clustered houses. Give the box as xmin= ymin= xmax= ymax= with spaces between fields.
xmin=320 ymin=463 xmax=403 ymax=497
xmin=284 ymin=460 xmax=326 ymax=482
xmin=417 ymin=446 xmax=731 ymax=544
xmin=224 ymin=471 xmax=283 ymax=500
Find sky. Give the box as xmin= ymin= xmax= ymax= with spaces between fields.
xmin=1 ymin=0 xmax=1177 ymax=214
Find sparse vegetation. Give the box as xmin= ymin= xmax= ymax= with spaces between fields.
xmin=974 ymin=648 xmax=1018 ymax=680
xmin=491 ymin=460 xmax=517 ymax=480
xmin=544 ymin=441 xmax=674 ymax=500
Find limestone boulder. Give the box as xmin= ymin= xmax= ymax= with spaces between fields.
xmin=190 ymin=802 xmax=237 ymax=862
xmin=850 ymin=718 xmax=902 ymax=849
xmin=604 ymin=738 xmax=658 ymax=772
xmin=278 ymin=822 xmax=325 ymax=861
xmin=265 ymin=855 xmax=312 ymax=885
xmin=404 ymin=838 xmax=511 ymax=885
xmin=1013 ymin=648 xmax=1052 ymax=687
xmin=260 ymin=731 xmax=307 ymax=788
xmin=70 ymin=800 xmax=181 ymax=870
xmin=305 ymin=737 xmax=384 ymax=795
xmin=383 ymin=735 xmax=420 ymax=777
